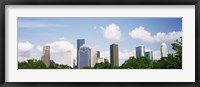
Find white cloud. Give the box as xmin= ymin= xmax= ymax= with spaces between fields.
xmin=129 ymin=26 xmax=182 ymax=43
xmin=18 ymin=20 xmax=65 ymax=28
xmin=36 ymin=40 xmax=75 ymax=64
xmin=37 ymin=40 xmax=74 ymax=53
xmin=18 ymin=41 xmax=34 ymax=61
xmin=101 ymin=23 xmax=121 ymax=40
xmin=152 ymin=50 xmax=161 ymax=60
xmin=119 ymin=50 xmax=135 ymax=59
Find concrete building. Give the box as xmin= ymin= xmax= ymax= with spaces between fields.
xmin=77 ymin=39 xmax=85 ymax=69
xmin=41 ymin=46 xmax=50 ymax=68
xmin=97 ymin=58 xmax=104 ymax=63
xmin=79 ymin=45 xmax=91 ymax=68
xmin=64 ymin=50 xmax=74 ymax=68
xmin=110 ymin=43 xmax=119 ymax=66
xmin=136 ymin=45 xmax=145 ymax=58
xmin=161 ymin=43 xmax=168 ymax=57
xmin=145 ymin=51 xmax=153 ymax=60
xmin=90 ymin=48 xmax=97 ymax=67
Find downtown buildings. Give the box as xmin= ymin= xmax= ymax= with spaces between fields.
xmin=161 ymin=43 xmax=168 ymax=57
xmin=110 ymin=44 xmax=119 ymax=66
xmin=41 ymin=46 xmax=50 ymax=68
xmin=77 ymin=39 xmax=85 ymax=69
xmin=64 ymin=50 xmax=74 ymax=68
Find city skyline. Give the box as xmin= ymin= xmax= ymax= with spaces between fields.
xmin=18 ymin=18 xmax=182 ymax=66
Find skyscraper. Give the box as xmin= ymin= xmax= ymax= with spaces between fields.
xmin=41 ymin=46 xmax=50 ymax=68
xmin=136 ymin=45 xmax=145 ymax=58
xmin=145 ymin=51 xmax=153 ymax=60
xmin=64 ymin=50 xmax=74 ymax=68
xmin=161 ymin=43 xmax=168 ymax=57
xmin=77 ymin=39 xmax=85 ymax=69
xmin=110 ymin=43 xmax=119 ymax=66
xmin=79 ymin=45 xmax=91 ymax=68
xmin=97 ymin=51 xmax=100 ymax=58
xmin=90 ymin=48 xmax=97 ymax=67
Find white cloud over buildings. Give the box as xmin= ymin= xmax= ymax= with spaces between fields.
xmin=129 ymin=26 xmax=182 ymax=43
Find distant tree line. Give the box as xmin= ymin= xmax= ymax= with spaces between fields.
xmin=18 ymin=37 xmax=182 ymax=69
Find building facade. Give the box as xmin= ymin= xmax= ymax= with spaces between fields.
xmin=145 ymin=51 xmax=153 ymax=60
xmin=77 ymin=39 xmax=85 ymax=69
xmin=160 ymin=43 xmax=168 ymax=57
xmin=110 ymin=44 xmax=119 ymax=66
xmin=79 ymin=45 xmax=91 ymax=68
xmin=97 ymin=58 xmax=104 ymax=63
xmin=90 ymin=48 xmax=97 ymax=67
xmin=41 ymin=46 xmax=50 ymax=68
xmin=136 ymin=45 xmax=145 ymax=58
xmin=64 ymin=50 xmax=74 ymax=68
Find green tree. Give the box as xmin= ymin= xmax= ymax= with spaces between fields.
xmin=120 ymin=56 xmax=153 ymax=69
xmin=94 ymin=61 xmax=117 ymax=69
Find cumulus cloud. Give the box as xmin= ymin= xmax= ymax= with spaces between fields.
xmin=119 ymin=50 xmax=135 ymax=59
xmin=101 ymin=23 xmax=121 ymax=40
xmin=37 ymin=40 xmax=74 ymax=53
xmin=36 ymin=40 xmax=75 ymax=64
xmin=152 ymin=50 xmax=161 ymax=60
xmin=129 ymin=26 xmax=182 ymax=43
xmin=18 ymin=41 xmax=34 ymax=61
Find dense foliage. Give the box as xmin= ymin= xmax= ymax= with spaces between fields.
xmin=18 ymin=59 xmax=72 ymax=69
xmin=120 ymin=56 xmax=153 ymax=69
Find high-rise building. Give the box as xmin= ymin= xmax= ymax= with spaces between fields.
xmin=97 ymin=58 xmax=104 ymax=63
xmin=110 ymin=43 xmax=119 ymax=66
xmin=161 ymin=43 xmax=168 ymax=57
xmin=97 ymin=51 xmax=100 ymax=58
xmin=79 ymin=45 xmax=91 ymax=68
xmin=41 ymin=46 xmax=50 ymax=68
xmin=64 ymin=50 xmax=74 ymax=68
xmin=77 ymin=39 xmax=85 ymax=69
xmin=145 ymin=51 xmax=153 ymax=60
xmin=136 ymin=45 xmax=145 ymax=58
xmin=90 ymin=48 xmax=97 ymax=67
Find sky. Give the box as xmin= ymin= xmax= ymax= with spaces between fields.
xmin=18 ymin=17 xmax=182 ymax=66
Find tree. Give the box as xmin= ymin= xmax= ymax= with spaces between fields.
xmin=120 ymin=56 xmax=153 ymax=69
xmin=94 ymin=61 xmax=117 ymax=69
xmin=153 ymin=37 xmax=182 ymax=69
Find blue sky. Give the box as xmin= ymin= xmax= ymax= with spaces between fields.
xmin=18 ymin=17 xmax=182 ymax=65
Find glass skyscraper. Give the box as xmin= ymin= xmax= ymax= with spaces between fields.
xmin=145 ymin=51 xmax=153 ymax=60
xmin=136 ymin=45 xmax=145 ymax=58
xmin=77 ymin=39 xmax=85 ymax=69
xmin=79 ymin=45 xmax=91 ymax=68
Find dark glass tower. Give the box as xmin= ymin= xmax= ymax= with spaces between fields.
xmin=77 ymin=39 xmax=85 ymax=69
xmin=110 ymin=44 xmax=119 ymax=66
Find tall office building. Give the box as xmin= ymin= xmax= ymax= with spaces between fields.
xmin=145 ymin=51 xmax=153 ymax=60
xmin=64 ymin=50 xmax=74 ymax=68
xmin=79 ymin=45 xmax=91 ymax=68
xmin=90 ymin=48 xmax=97 ymax=67
xmin=161 ymin=43 xmax=168 ymax=57
xmin=136 ymin=45 xmax=145 ymax=58
xmin=41 ymin=46 xmax=50 ymax=68
xmin=77 ymin=39 xmax=85 ymax=69
xmin=97 ymin=51 xmax=100 ymax=58
xmin=110 ymin=43 xmax=119 ymax=66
